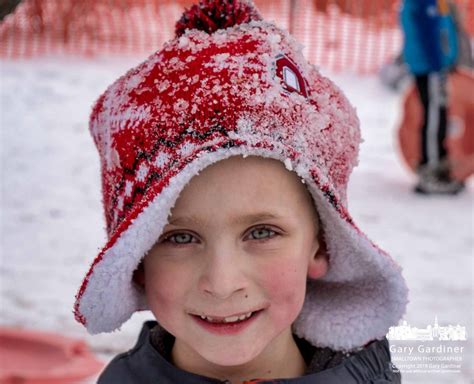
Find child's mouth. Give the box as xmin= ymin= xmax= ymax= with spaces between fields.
xmin=191 ymin=310 xmax=262 ymax=334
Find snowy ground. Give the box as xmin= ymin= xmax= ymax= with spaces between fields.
xmin=0 ymin=58 xmax=472 ymax=383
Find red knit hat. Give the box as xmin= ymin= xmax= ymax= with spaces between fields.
xmin=74 ymin=0 xmax=408 ymax=351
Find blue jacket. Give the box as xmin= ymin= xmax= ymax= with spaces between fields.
xmin=97 ymin=321 xmax=401 ymax=383
xmin=400 ymin=0 xmax=458 ymax=74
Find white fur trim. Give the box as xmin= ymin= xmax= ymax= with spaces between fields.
xmin=78 ymin=146 xmax=408 ymax=350
xmin=292 ymin=169 xmax=409 ymax=349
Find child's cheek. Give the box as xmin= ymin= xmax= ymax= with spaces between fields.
xmin=261 ymin=259 xmax=307 ymax=322
xmin=145 ymin=265 xmax=186 ymax=313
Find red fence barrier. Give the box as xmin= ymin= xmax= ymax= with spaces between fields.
xmin=0 ymin=0 xmax=472 ymax=73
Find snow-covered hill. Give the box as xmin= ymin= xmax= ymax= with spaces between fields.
xmin=1 ymin=58 xmax=472 ymax=383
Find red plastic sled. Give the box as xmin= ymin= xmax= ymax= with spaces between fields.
xmin=0 ymin=327 xmax=103 ymax=384
xmin=397 ymin=69 xmax=474 ymax=181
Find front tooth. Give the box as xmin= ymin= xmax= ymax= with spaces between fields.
xmin=238 ymin=314 xmax=247 ymax=321
xmin=224 ymin=315 xmax=240 ymax=323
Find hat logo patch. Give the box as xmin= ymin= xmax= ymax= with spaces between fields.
xmin=275 ymin=55 xmax=308 ymax=98
xmin=283 ymin=66 xmax=300 ymax=91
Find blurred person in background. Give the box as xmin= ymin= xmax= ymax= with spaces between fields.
xmin=400 ymin=0 xmax=465 ymax=194
xmin=381 ymin=0 xmax=473 ymax=91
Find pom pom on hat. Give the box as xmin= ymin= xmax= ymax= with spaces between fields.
xmin=175 ymin=0 xmax=262 ymax=37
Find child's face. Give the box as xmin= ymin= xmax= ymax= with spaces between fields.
xmin=142 ymin=156 xmax=327 ymax=370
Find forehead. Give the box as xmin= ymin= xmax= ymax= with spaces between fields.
xmin=169 ymin=156 xmax=317 ymax=221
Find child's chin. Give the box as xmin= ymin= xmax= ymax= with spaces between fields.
xmin=199 ymin=344 xmax=264 ymax=367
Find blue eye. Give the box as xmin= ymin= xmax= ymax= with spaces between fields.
xmin=249 ymin=227 xmax=276 ymax=240
xmin=167 ymin=233 xmax=196 ymax=244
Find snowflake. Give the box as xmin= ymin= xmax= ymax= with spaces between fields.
xmin=153 ymin=152 xmax=170 ymax=168
xmin=124 ymin=180 xmax=134 ymax=197
xmin=136 ymin=163 xmax=149 ymax=182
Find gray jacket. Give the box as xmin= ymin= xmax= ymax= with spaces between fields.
xmin=98 ymin=321 xmax=401 ymax=383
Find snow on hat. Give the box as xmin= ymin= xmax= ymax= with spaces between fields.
xmin=74 ymin=0 xmax=408 ymax=350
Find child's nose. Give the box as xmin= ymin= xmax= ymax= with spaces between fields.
xmin=198 ymin=246 xmax=248 ymax=299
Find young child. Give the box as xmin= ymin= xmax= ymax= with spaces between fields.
xmin=400 ymin=0 xmax=463 ymax=194
xmin=74 ymin=1 xmax=408 ymax=382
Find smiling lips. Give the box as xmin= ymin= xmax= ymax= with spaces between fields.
xmin=198 ymin=311 xmax=254 ymax=324
xmin=191 ymin=310 xmax=262 ymax=334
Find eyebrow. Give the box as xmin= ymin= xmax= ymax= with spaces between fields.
xmin=167 ymin=212 xmax=284 ymax=227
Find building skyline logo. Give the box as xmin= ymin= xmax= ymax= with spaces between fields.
xmin=387 ymin=316 xmax=467 ymax=341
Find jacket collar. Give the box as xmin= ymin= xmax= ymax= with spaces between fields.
xmin=130 ymin=321 xmax=394 ymax=383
